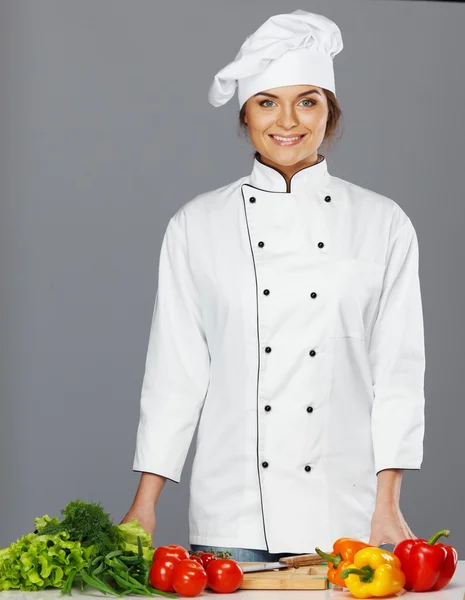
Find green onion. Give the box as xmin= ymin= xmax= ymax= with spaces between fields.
xmin=92 ymin=561 xmax=105 ymax=576
xmin=81 ymin=570 xmax=122 ymax=597
xmin=105 ymin=550 xmax=123 ymax=559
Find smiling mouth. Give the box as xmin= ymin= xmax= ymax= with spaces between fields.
xmin=269 ymin=134 xmax=306 ymax=147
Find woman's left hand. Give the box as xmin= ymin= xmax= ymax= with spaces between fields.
xmin=369 ymin=504 xmax=417 ymax=546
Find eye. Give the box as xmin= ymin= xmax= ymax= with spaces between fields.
xmin=299 ymin=98 xmax=316 ymax=107
xmin=259 ymin=99 xmax=276 ymax=107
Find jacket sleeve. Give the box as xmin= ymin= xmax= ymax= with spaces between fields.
xmin=368 ymin=212 xmax=426 ymax=474
xmin=133 ymin=211 xmax=211 ymax=483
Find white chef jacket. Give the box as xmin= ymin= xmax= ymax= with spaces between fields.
xmin=133 ymin=154 xmax=425 ymax=553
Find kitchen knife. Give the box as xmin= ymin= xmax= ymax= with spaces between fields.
xmin=241 ymin=553 xmax=325 ymax=573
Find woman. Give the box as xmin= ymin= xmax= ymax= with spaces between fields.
xmin=121 ymin=10 xmax=425 ymax=563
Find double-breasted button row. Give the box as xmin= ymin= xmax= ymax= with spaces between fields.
xmin=264 ymin=404 xmax=313 ymax=413
xmin=263 ymin=289 xmax=317 ymax=299
xmin=264 ymin=346 xmax=317 ymax=356
xmin=258 ymin=240 xmax=324 ymax=250
xmin=249 ymin=195 xmax=331 ymax=203
xmin=261 ymin=461 xmax=312 ymax=472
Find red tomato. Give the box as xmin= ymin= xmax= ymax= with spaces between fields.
xmin=149 ymin=557 xmax=180 ymax=593
xmin=172 ymin=559 xmax=208 ymax=597
xmin=197 ymin=551 xmax=217 ymax=569
xmin=153 ymin=544 xmax=190 ymax=562
xmin=189 ymin=554 xmax=204 ymax=566
xmin=206 ymin=559 xmax=244 ymax=593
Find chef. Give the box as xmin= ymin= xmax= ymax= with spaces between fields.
xmin=122 ymin=9 xmax=425 ymax=562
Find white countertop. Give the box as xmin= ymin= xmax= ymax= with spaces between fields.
xmin=1 ymin=561 xmax=464 ymax=600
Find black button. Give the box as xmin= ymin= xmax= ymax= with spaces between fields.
xmin=258 ymin=241 xmax=265 ymax=248
xmin=263 ymin=289 xmax=270 ymax=295
xmin=310 ymin=292 xmax=317 ymax=299
xmin=249 ymin=196 xmax=256 ymax=203
xmin=265 ymin=405 xmax=271 ymax=412
xmin=262 ymin=461 xmax=269 ymax=468
xmin=309 ymin=350 xmax=316 ymax=357
xmin=305 ymin=465 xmax=312 ymax=472
xmin=265 ymin=346 xmax=272 ymax=353
xmin=307 ymin=406 xmax=314 ymax=413
xmin=318 ymin=242 xmax=324 ymax=249
xmin=324 ymin=195 xmax=331 ymax=202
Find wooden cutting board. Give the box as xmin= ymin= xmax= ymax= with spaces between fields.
xmin=238 ymin=563 xmax=328 ymax=590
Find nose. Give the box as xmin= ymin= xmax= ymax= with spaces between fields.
xmin=276 ymin=106 xmax=299 ymax=130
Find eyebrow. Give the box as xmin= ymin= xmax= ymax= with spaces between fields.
xmin=253 ymin=88 xmax=322 ymax=99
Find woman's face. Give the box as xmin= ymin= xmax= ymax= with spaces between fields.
xmin=243 ymin=84 xmax=329 ymax=168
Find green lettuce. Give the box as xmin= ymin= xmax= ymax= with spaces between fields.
xmin=116 ymin=520 xmax=154 ymax=563
xmin=34 ymin=514 xmax=61 ymax=532
xmin=0 ymin=530 xmax=95 ymax=591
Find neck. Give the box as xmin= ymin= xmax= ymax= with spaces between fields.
xmin=256 ymin=151 xmax=322 ymax=181
xmin=254 ymin=151 xmax=323 ymax=192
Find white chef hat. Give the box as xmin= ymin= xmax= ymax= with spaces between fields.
xmin=208 ymin=9 xmax=343 ymax=108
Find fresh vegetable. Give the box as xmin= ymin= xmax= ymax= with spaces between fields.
xmin=194 ymin=551 xmax=217 ymax=570
xmin=393 ymin=529 xmax=458 ymax=592
xmin=149 ymin=558 xmax=180 ymax=593
xmin=171 ymin=559 xmax=208 ymax=597
xmin=0 ymin=530 xmax=93 ymax=591
xmin=206 ymin=558 xmax=243 ymax=593
xmin=315 ymin=538 xmax=371 ymax=587
xmin=62 ymin=537 xmax=176 ymax=598
xmin=36 ymin=500 xmax=125 ymax=557
xmin=191 ymin=548 xmax=232 ymax=561
xmin=341 ymin=547 xmax=405 ymax=598
xmin=117 ymin=519 xmax=155 ymax=563
xmin=188 ymin=555 xmax=204 ymax=566
xmin=0 ymin=500 xmax=158 ymax=596
xmin=153 ymin=544 xmax=190 ymax=562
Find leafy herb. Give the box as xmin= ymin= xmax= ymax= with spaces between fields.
xmin=37 ymin=500 xmax=125 ymax=557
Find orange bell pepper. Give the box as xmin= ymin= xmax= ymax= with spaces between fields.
xmin=315 ymin=538 xmax=372 ymax=587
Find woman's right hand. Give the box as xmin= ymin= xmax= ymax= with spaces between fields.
xmin=120 ymin=504 xmax=156 ymax=539
xmin=120 ymin=472 xmax=166 ymax=540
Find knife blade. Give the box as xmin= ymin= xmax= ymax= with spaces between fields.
xmin=242 ymin=562 xmax=290 ymax=573
xmin=241 ymin=553 xmax=325 ymax=573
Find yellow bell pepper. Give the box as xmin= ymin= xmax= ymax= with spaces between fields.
xmin=340 ymin=547 xmax=406 ymax=598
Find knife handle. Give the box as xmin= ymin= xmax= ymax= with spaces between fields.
xmin=279 ymin=553 xmax=326 ymax=567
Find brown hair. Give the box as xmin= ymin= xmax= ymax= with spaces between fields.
xmin=237 ymin=89 xmax=343 ymax=155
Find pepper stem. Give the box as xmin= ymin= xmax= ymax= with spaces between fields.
xmin=341 ymin=566 xmax=374 ymax=584
xmin=315 ymin=548 xmax=341 ymax=567
xmin=428 ymin=530 xmax=450 ymax=545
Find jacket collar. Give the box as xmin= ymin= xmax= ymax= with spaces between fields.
xmin=248 ymin=152 xmax=329 ymax=194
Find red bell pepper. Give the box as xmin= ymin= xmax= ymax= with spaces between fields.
xmin=394 ymin=529 xmax=458 ymax=592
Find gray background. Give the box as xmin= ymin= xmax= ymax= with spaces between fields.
xmin=1 ymin=0 xmax=464 ymax=555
